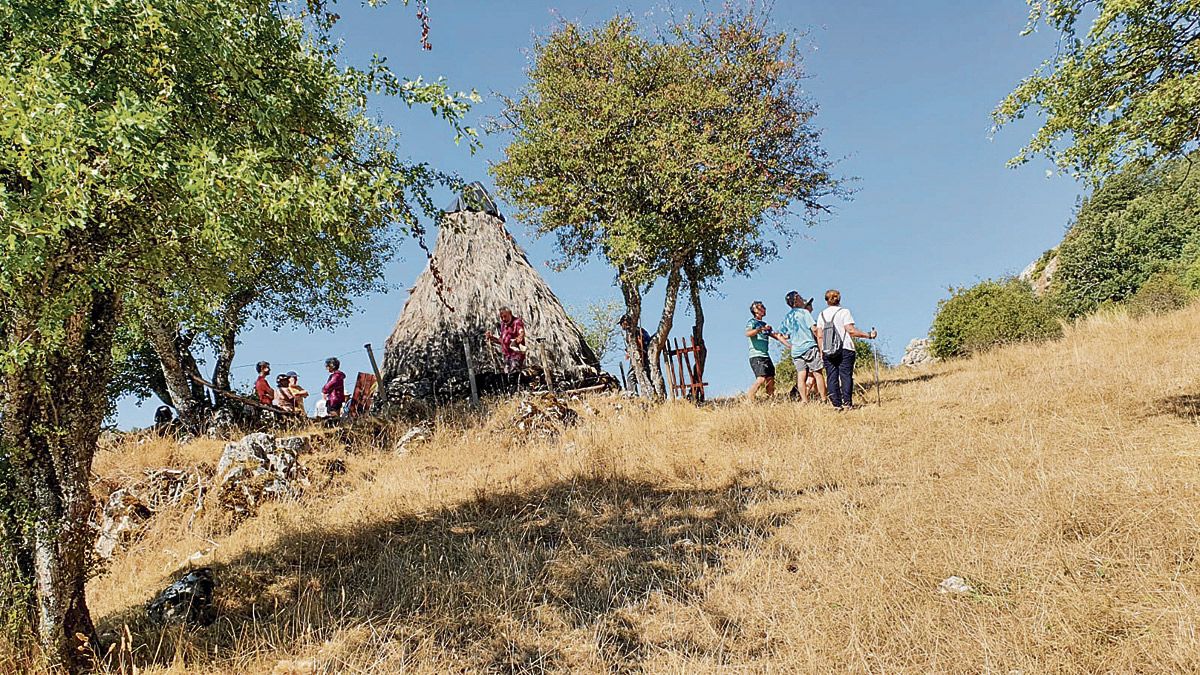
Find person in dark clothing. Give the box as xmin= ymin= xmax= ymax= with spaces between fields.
xmin=815 ymin=289 xmax=877 ymax=410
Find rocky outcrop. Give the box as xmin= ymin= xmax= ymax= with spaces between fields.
xmin=1020 ymin=249 xmax=1059 ymax=297
xmin=900 ymin=338 xmax=938 ymax=368
xmin=216 ymin=432 xmax=310 ymax=515
xmin=92 ymin=467 xmax=209 ymax=560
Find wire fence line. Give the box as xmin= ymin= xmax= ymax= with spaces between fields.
xmin=228 ymin=347 xmax=370 ymax=370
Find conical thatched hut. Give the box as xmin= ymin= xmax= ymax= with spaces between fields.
xmin=382 ymin=185 xmax=604 ymax=401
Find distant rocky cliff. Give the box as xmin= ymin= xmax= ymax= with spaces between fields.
xmin=1019 ymin=248 xmax=1058 ymax=297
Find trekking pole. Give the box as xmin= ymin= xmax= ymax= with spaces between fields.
xmin=872 ymin=327 xmax=881 ymax=407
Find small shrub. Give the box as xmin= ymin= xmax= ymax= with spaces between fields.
xmin=1126 ymin=271 xmax=1194 ymax=317
xmin=774 ymin=352 xmax=797 ymax=393
xmin=854 ymin=340 xmax=886 ymax=372
xmin=930 ymin=278 xmax=1062 ymax=358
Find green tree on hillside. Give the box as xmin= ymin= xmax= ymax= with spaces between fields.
xmin=1049 ymin=157 xmax=1200 ymax=317
xmin=994 ymin=0 xmax=1200 ymax=180
xmin=492 ymin=10 xmax=845 ymax=398
xmin=0 ymin=0 xmax=473 ymax=666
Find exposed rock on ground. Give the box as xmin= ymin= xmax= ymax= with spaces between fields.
xmin=901 ymin=338 xmax=938 ymax=368
xmin=94 ymin=489 xmax=153 ymax=560
xmin=512 ymin=393 xmax=579 ymax=438
xmin=937 ymin=575 xmax=974 ymax=595
xmin=216 ymin=432 xmax=310 ymax=515
xmin=394 ymin=425 xmax=432 ymax=455
xmin=147 ymin=567 xmax=217 ymax=626
xmin=93 ymin=467 xmax=210 ymax=560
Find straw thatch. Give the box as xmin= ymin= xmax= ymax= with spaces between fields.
xmin=382 ymin=208 xmax=604 ymax=401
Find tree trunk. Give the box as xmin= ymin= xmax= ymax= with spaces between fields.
xmin=685 ymin=264 xmax=707 ymax=402
xmin=646 ymin=264 xmax=683 ymax=400
xmin=1 ymin=289 xmax=119 ymax=672
xmin=211 ymin=290 xmax=253 ymax=396
xmin=212 ymin=328 xmax=237 ymax=395
xmin=145 ymin=319 xmax=209 ymax=430
xmin=619 ymin=277 xmax=652 ymax=397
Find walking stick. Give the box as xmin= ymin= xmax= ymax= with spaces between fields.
xmin=872 ymin=327 xmax=881 ymax=407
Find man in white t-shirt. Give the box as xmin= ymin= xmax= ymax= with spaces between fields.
xmin=815 ymin=289 xmax=877 ymax=410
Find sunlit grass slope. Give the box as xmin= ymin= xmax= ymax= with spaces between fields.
xmin=56 ymin=305 xmax=1200 ymax=671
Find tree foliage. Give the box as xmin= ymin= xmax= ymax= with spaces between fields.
xmin=930 ymin=279 xmax=1062 ymax=358
xmin=995 ymin=0 xmax=1200 ymax=180
xmin=571 ymin=299 xmax=625 ymax=366
xmin=0 ymin=0 xmax=472 ymax=666
xmin=1049 ymin=156 xmax=1200 ymax=317
xmin=492 ymin=9 xmax=844 ymax=396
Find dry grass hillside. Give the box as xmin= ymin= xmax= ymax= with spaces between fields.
xmin=19 ymin=304 xmax=1200 ymax=673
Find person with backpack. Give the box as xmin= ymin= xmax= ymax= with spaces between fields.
xmin=745 ymin=300 xmax=791 ymax=402
xmin=816 ymin=289 xmax=877 ymax=410
xmin=778 ymin=291 xmax=828 ymax=404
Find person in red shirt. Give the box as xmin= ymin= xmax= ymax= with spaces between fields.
xmin=322 ymin=357 xmax=346 ymax=416
xmin=485 ymin=307 xmax=527 ymax=372
xmin=254 ymin=361 xmax=274 ymax=405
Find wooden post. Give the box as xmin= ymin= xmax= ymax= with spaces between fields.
xmin=364 ymin=343 xmax=385 ymax=402
xmin=679 ymin=337 xmax=696 ymax=402
xmin=463 ymin=341 xmax=480 ymax=408
xmin=535 ymin=337 xmax=554 ymax=392
xmin=674 ymin=338 xmax=688 ymax=400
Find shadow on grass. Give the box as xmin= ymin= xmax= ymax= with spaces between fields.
xmin=98 ymin=474 xmax=816 ymax=672
xmin=879 ymin=371 xmax=941 ymax=387
xmin=1156 ymin=393 xmax=1200 ymax=421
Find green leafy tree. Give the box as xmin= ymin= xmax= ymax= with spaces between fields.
xmin=571 ymin=299 xmax=625 ymax=366
xmin=0 ymin=0 xmax=472 ymax=667
xmin=994 ymin=0 xmax=1200 ymax=180
xmin=1049 ymin=156 xmax=1200 ymax=317
xmin=492 ymin=10 xmax=844 ymax=398
xmin=930 ymin=278 xmax=1063 ymax=358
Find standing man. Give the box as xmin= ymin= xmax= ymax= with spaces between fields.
xmin=779 ymin=291 xmax=828 ymax=404
xmin=254 ymin=361 xmax=274 ymax=406
xmin=745 ymin=300 xmax=791 ymax=402
xmin=816 ymin=289 xmax=877 ymax=410
xmin=485 ymin=307 xmax=527 ymax=374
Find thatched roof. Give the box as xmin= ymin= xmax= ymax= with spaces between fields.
xmin=382 ymin=208 xmax=603 ymax=401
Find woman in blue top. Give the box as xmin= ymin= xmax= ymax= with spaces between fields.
xmin=745 ymin=300 xmax=791 ymax=402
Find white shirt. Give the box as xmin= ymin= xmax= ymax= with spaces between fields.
xmin=817 ymin=306 xmax=856 ymax=350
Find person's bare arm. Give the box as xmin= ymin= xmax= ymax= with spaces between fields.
xmin=845 ymin=323 xmax=877 ymax=339
xmin=771 ymin=332 xmax=791 ymax=350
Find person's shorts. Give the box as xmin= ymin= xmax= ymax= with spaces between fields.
xmin=327 ymin=400 xmax=343 ymax=416
xmin=749 ymin=356 xmax=775 ymax=378
xmin=794 ymin=346 xmax=825 ymax=372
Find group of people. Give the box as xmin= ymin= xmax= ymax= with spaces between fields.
xmin=254 ymin=357 xmax=346 ymax=418
xmin=745 ymin=289 xmax=877 ymax=410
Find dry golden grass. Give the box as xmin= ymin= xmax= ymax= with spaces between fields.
xmin=15 ymin=304 xmax=1200 ymax=672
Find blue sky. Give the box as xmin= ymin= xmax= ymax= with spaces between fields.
xmin=116 ymin=1 xmax=1081 ymax=427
